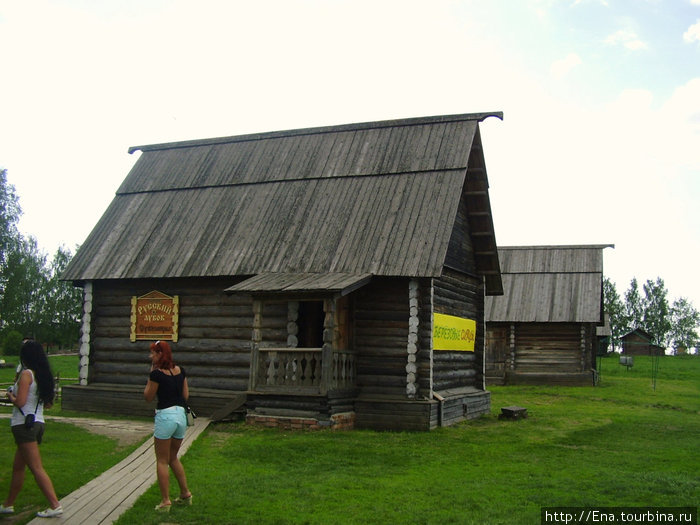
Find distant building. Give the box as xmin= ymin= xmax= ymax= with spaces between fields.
xmin=621 ymin=329 xmax=665 ymax=356
xmin=484 ymin=245 xmax=612 ymax=386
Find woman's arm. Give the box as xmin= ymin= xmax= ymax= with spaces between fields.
xmin=182 ymin=377 xmax=189 ymax=401
xmin=144 ymin=379 xmax=159 ymax=402
xmin=9 ymin=369 xmax=32 ymax=408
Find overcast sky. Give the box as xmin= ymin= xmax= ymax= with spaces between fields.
xmin=1 ymin=0 xmax=699 ymax=311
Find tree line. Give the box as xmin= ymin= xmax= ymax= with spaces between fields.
xmin=0 ymin=169 xmax=82 ymax=354
xmin=603 ymin=276 xmax=699 ymax=354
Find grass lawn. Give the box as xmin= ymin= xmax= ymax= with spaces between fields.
xmin=0 ymin=354 xmax=696 ymax=524
xmin=110 ymin=355 xmax=699 ymax=525
xmin=0 ymin=354 xmax=146 ymax=524
xmin=0 ymin=353 xmax=80 ymax=387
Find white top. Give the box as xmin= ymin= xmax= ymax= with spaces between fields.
xmin=10 ymin=369 xmax=45 ymax=427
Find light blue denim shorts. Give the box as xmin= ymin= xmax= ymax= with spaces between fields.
xmin=154 ymin=406 xmax=187 ymax=440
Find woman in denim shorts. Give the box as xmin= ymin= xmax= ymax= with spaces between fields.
xmin=143 ymin=340 xmax=192 ymax=512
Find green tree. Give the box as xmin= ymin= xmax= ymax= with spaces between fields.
xmin=1 ymin=329 xmax=23 ymax=356
xmin=623 ymin=278 xmax=643 ymax=332
xmin=642 ymin=277 xmax=672 ymax=346
xmin=603 ymin=277 xmax=625 ymax=350
xmin=0 ymin=168 xmax=23 ymax=313
xmin=41 ymin=245 xmax=82 ymax=349
xmin=0 ymin=168 xmax=22 ymax=264
xmin=0 ymin=236 xmax=48 ymax=338
xmin=0 ymin=169 xmax=81 ymax=348
xmin=669 ymin=297 xmax=699 ymax=353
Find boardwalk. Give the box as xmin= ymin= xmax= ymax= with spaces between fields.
xmin=27 ymin=417 xmax=209 ymax=524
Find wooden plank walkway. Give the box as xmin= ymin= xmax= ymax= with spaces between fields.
xmin=27 ymin=417 xmax=210 ymax=524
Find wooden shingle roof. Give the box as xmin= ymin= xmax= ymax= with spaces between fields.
xmin=485 ymin=245 xmax=613 ymax=323
xmin=63 ymin=113 xmax=502 ymax=292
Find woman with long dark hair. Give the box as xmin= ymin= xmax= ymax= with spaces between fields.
xmin=143 ymin=340 xmax=192 ymax=512
xmin=0 ymin=341 xmax=63 ymax=518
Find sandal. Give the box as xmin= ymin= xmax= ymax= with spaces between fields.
xmin=154 ymin=502 xmax=171 ymax=512
xmin=174 ymin=494 xmax=193 ymax=505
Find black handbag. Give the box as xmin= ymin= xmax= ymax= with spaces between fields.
xmin=19 ymin=400 xmax=40 ymax=429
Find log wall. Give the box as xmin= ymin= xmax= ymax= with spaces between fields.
xmin=64 ymin=279 xmax=258 ymax=416
xmin=432 ymin=269 xmax=485 ymax=392
xmin=485 ymin=321 xmax=598 ymax=386
xmin=81 ymin=277 xmax=254 ymax=390
xmin=354 ymin=278 xmax=410 ymax=398
xmin=513 ymin=323 xmax=585 ymax=373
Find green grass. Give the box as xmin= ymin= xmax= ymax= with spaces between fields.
xmin=112 ymin=355 xmax=700 ymax=525
xmin=0 ymin=420 xmax=144 ymax=524
xmin=0 ymin=354 xmax=80 ymax=386
xmin=0 ymin=354 xmax=696 ymax=523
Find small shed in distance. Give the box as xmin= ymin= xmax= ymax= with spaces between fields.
xmin=621 ymin=329 xmax=665 ymax=356
xmin=61 ymin=112 xmax=504 ymax=431
xmin=484 ymin=245 xmax=612 ymax=386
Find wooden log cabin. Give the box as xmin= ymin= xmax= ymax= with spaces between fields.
xmin=484 ymin=245 xmax=612 ymax=386
xmin=621 ymin=329 xmax=665 ymax=356
xmin=61 ymin=112 xmax=504 ymax=431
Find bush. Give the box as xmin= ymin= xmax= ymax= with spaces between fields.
xmin=1 ymin=330 xmax=23 ymax=356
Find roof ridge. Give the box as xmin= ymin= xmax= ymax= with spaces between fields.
xmin=498 ymin=244 xmax=614 ymax=250
xmin=128 ymin=112 xmax=503 ymax=154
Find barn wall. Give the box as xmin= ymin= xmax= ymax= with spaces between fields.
xmin=63 ymin=277 xmax=258 ymax=416
xmin=513 ymin=323 xmax=582 ymax=373
xmin=354 ymin=278 xmax=409 ymax=397
xmin=85 ymin=278 xmax=255 ymax=390
xmin=432 ymin=269 xmax=484 ymax=392
xmin=500 ymin=322 xmax=597 ymax=386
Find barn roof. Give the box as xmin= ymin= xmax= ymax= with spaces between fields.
xmin=485 ymin=245 xmax=613 ymax=323
xmin=63 ymin=113 xmax=502 ymax=293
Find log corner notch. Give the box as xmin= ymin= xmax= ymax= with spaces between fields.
xmin=406 ymin=279 xmax=420 ymax=399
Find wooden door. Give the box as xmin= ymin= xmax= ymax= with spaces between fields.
xmin=485 ymin=325 xmax=508 ymax=378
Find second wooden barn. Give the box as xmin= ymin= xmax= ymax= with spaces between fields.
xmin=484 ymin=245 xmax=612 ymax=386
xmin=621 ymin=329 xmax=665 ymax=356
xmin=61 ymin=112 xmax=504 ymax=431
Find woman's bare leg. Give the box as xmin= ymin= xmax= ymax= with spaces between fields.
xmin=17 ymin=442 xmax=60 ymax=509
xmin=154 ymin=438 xmax=173 ymax=506
xmin=3 ymin=448 xmax=27 ymax=507
xmin=168 ymin=438 xmax=190 ymax=498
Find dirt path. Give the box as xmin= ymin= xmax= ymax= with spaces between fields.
xmin=0 ymin=414 xmax=152 ymax=446
xmin=46 ymin=416 xmax=153 ymax=446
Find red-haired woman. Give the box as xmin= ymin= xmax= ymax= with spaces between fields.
xmin=143 ymin=340 xmax=192 ymax=512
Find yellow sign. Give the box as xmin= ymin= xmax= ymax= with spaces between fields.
xmin=130 ymin=291 xmax=179 ymax=342
xmin=433 ymin=313 xmax=476 ymax=351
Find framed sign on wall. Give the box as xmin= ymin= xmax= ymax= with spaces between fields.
xmin=130 ymin=290 xmax=179 ymax=342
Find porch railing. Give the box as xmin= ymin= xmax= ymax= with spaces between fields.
xmin=252 ymin=347 xmax=356 ymax=394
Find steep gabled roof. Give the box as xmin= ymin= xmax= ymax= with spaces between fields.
xmin=63 ymin=113 xmax=502 ymax=292
xmin=485 ymin=245 xmax=613 ymax=323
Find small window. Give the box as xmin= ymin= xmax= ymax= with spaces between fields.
xmin=297 ymin=301 xmax=324 ymax=348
